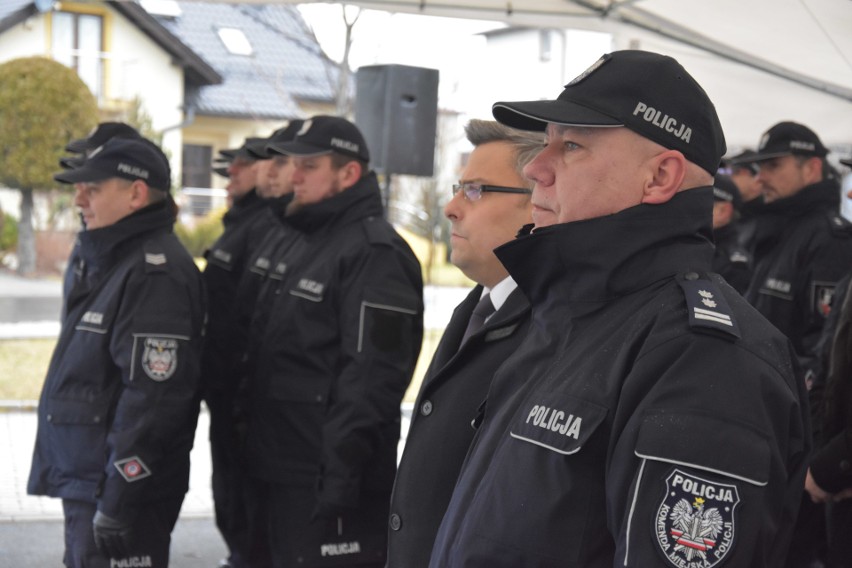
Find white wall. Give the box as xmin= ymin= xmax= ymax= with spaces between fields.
xmin=105 ymin=8 xmax=184 ymax=180
xmin=0 ymin=6 xmax=186 ymax=185
xmin=0 ymin=12 xmax=49 ymax=60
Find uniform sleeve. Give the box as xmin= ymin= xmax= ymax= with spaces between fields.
xmin=794 ymin=236 xmax=852 ymax=382
xmin=609 ymin=335 xmax=810 ymax=568
xmin=318 ymin=241 xmax=423 ymax=510
xmin=98 ymin=256 xmax=204 ymax=521
xmin=810 ymin=273 xmax=852 ymax=493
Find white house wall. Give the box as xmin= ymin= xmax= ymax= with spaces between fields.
xmin=0 ymin=11 xmax=49 ymax=61
xmin=0 ymin=5 xmax=186 ymax=187
xmin=105 ymin=7 xmax=184 ymax=182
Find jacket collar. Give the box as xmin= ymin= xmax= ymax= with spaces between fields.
xmin=495 ymin=187 xmax=715 ymax=311
xmin=77 ymin=199 xmax=175 ymax=272
xmin=223 ymin=189 xmax=266 ymax=227
xmin=284 ymin=171 xmax=384 ymax=233
xmin=759 ymin=178 xmax=840 ymax=219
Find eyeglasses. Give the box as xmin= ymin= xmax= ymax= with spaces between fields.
xmin=452 ymin=182 xmax=532 ymax=202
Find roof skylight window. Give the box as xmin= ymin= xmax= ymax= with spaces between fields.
xmin=218 ymin=27 xmax=253 ymax=56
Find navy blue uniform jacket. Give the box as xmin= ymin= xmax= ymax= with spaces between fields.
xmin=28 ymin=201 xmax=205 ymax=521
xmin=431 ymin=188 xmax=810 ymax=568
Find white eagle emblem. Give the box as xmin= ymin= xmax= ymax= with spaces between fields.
xmin=670 ymin=497 xmax=724 ymax=561
xmin=141 ymin=337 xmax=178 ymax=381
xmin=656 ymin=469 xmax=739 ymax=567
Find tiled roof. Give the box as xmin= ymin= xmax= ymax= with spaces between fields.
xmin=0 ymin=0 xmax=37 ymax=33
xmin=154 ymin=2 xmax=339 ymax=119
xmin=0 ymin=1 xmax=221 ymax=86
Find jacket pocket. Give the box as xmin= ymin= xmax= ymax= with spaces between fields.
xmin=463 ymin=394 xmax=610 ymax=565
xmin=46 ymin=397 xmax=111 ymax=426
xmin=509 ymin=394 xmax=608 ymax=455
xmin=44 ymin=397 xmax=110 ymax=476
xmin=634 ymin=409 xmax=770 ymax=485
xmin=268 ymin=375 xmax=330 ymax=405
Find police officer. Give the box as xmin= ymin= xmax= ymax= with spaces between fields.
xmin=744 ymin=121 xmax=852 ymax=385
xmin=430 ymin=50 xmax=809 ymax=567
xmin=711 ymin=173 xmax=751 ymax=294
xmin=202 ymin=135 xmax=279 ymax=568
xmin=387 ymin=120 xmax=539 ymax=567
xmin=243 ymin=115 xmax=424 ymax=567
xmin=725 ymin=149 xmax=762 ymax=211
xmin=216 ymin=122 xmax=307 ymax=568
xmin=28 ymin=137 xmax=205 ymax=568
xmin=806 ymin=269 xmax=852 ymax=567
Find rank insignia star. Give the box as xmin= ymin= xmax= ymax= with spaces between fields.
xmin=699 ymin=290 xmax=714 ymax=299
xmin=702 ymin=298 xmax=718 ymax=308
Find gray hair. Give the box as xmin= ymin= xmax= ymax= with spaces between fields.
xmin=464 ymin=119 xmax=542 ymax=188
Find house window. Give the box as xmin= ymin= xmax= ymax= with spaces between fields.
xmin=52 ymin=11 xmax=103 ymax=99
xmin=217 ymin=27 xmax=253 ymax=56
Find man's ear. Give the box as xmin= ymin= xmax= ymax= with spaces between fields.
xmin=128 ymin=180 xmax=150 ymax=210
xmin=802 ymin=156 xmax=823 ymax=185
xmin=641 ymin=150 xmax=687 ymax=205
xmin=339 ymin=160 xmax=363 ymax=189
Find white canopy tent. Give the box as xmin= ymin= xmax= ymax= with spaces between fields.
xmin=230 ymin=0 xmax=852 ymax=152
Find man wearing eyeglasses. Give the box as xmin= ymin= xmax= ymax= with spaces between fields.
xmin=386 ymin=119 xmax=539 ymax=568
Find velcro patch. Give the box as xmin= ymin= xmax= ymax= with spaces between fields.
xmin=141 ymin=337 xmax=178 ymax=381
xmin=655 ymin=469 xmax=739 ymax=567
xmin=114 ymin=456 xmax=152 ymax=482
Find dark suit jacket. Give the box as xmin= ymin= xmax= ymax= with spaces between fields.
xmin=386 ymin=284 xmax=531 ymax=568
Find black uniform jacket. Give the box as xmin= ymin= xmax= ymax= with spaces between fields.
xmin=712 ymin=222 xmax=752 ymax=294
xmin=202 ymin=189 xmax=271 ymax=394
xmin=744 ymin=180 xmax=852 ymax=381
xmin=236 ymin=194 xmax=304 ymax=373
xmin=811 ymin=275 xmax=852 ymax=492
xmin=387 ymin=284 xmax=531 ymax=568
xmin=244 ymin=173 xmax=424 ymax=562
xmin=430 ymin=188 xmax=810 ymax=568
xmin=28 ymin=201 xmax=205 ymax=521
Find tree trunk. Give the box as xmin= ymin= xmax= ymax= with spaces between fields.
xmin=16 ymin=187 xmax=36 ymax=276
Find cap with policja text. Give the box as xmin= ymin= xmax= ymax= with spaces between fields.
xmin=750 ymin=121 xmax=828 ymax=162
xmin=713 ymin=173 xmax=742 ymax=210
xmin=491 ymin=50 xmax=727 ymax=176
xmin=272 ymin=115 xmax=370 ymax=163
xmin=65 ymin=122 xmax=141 ymax=154
xmin=54 ymin=138 xmax=171 ymax=191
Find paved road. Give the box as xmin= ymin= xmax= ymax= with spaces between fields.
xmin=0 ymin=269 xmax=443 ymax=564
xmin=0 ymin=517 xmax=227 ymax=567
xmin=0 ymin=408 xmax=227 ymax=566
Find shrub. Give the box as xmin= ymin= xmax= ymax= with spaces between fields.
xmin=175 ymin=208 xmax=225 ymax=258
xmin=0 ymin=211 xmax=18 ymax=252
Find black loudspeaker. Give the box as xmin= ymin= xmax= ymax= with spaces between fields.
xmin=355 ymin=64 xmax=439 ymax=177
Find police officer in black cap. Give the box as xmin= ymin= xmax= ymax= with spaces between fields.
xmin=743 ymin=122 xmax=852 ymax=385
xmin=711 ymin=173 xmax=751 ymax=294
xmin=790 ymin=154 xmax=852 ymax=568
xmin=28 ymin=137 xmax=205 ymax=568
xmin=203 ymin=121 xmax=307 ymax=568
xmin=242 ymin=115 xmax=424 ymax=567
xmin=202 ymin=134 xmax=279 ymax=568
xmin=430 ymin=50 xmax=809 ymax=567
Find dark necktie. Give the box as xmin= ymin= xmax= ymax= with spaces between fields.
xmin=461 ymin=293 xmax=496 ymax=345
